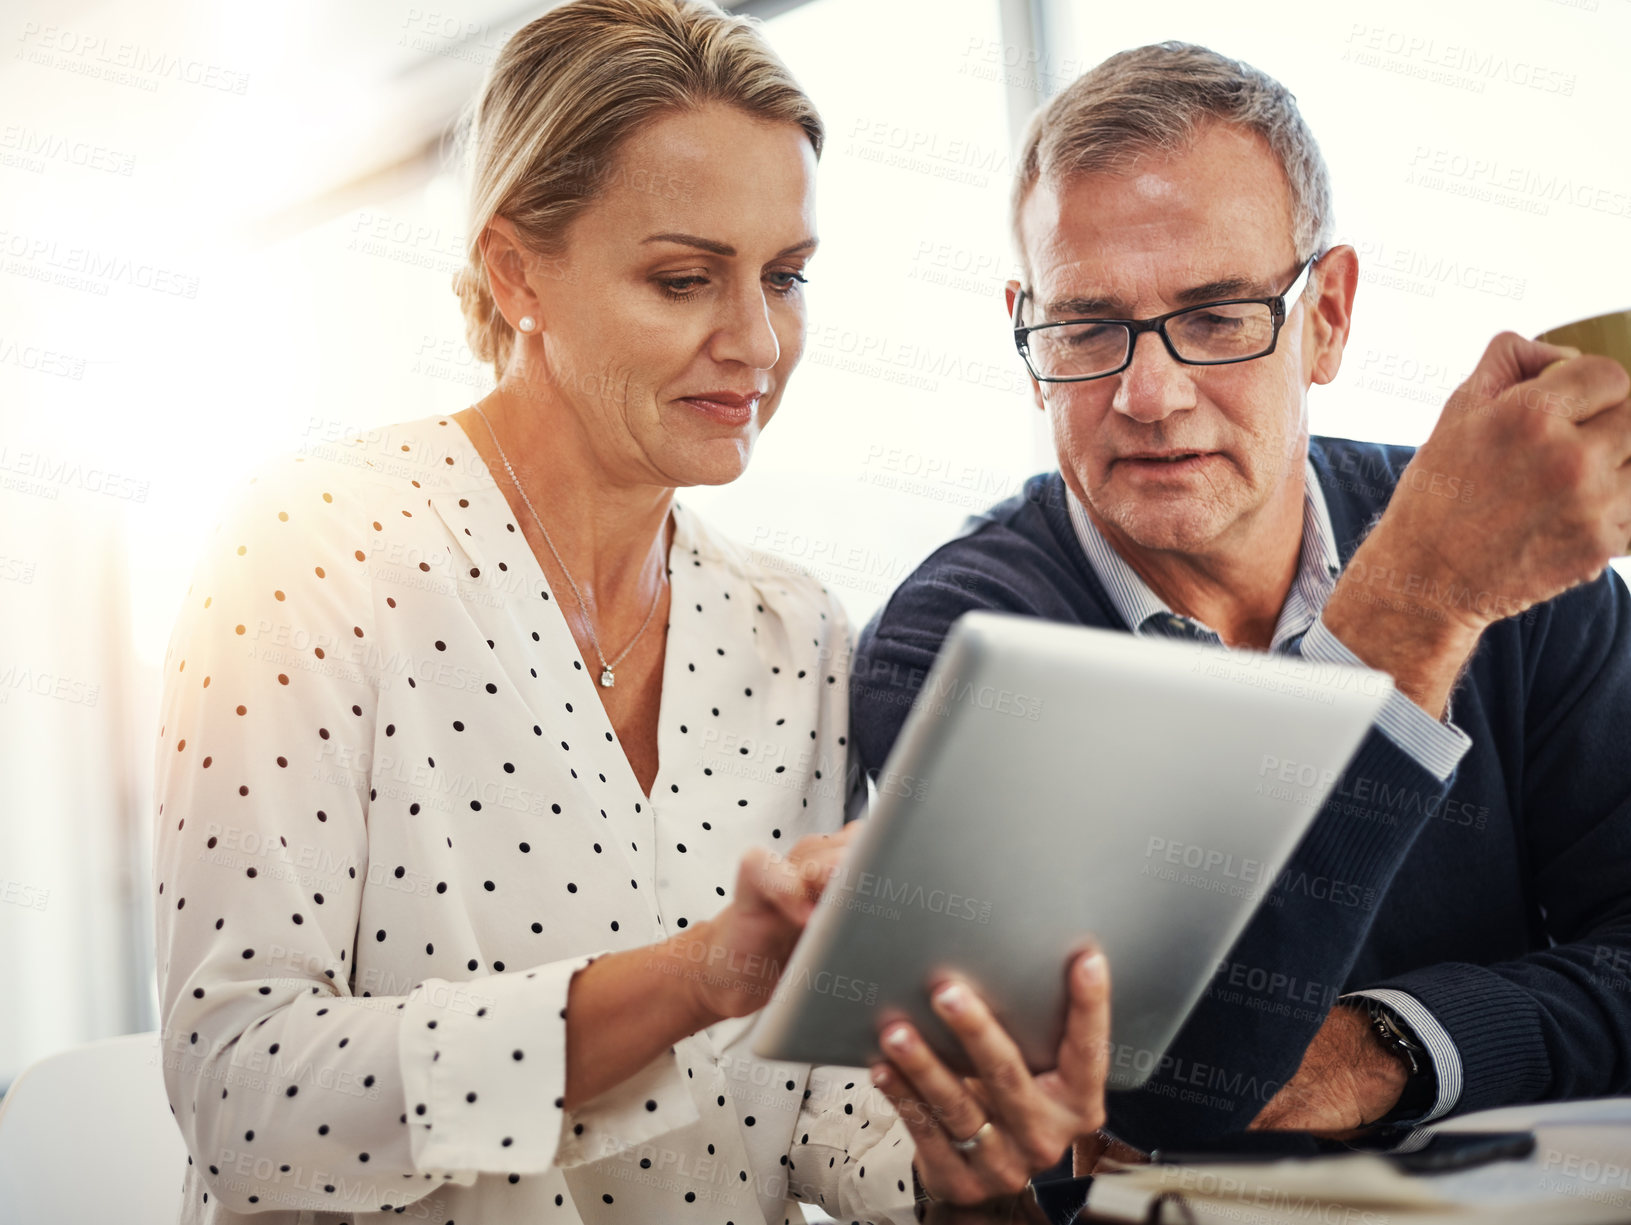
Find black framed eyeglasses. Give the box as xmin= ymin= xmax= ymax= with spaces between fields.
xmin=1012 ymin=254 xmax=1320 ymax=383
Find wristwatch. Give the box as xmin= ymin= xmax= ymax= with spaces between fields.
xmin=1342 ymin=996 xmax=1437 ymax=1127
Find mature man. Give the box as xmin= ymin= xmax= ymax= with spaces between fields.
xmin=850 ymin=41 xmax=1631 ymax=1170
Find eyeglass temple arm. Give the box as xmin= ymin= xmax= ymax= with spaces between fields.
xmin=1277 ymin=253 xmax=1320 ymax=316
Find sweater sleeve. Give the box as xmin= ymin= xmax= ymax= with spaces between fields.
xmin=152 ymin=463 xmax=696 ymax=1216
xmin=1361 ymin=567 xmax=1631 ymax=1114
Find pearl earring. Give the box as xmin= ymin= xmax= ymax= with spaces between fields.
xmin=517 ymin=315 xmax=537 ymax=333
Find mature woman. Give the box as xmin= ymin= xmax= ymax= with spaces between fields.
xmin=152 ymin=2 xmax=1109 ymax=1221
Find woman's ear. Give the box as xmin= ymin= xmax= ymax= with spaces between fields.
xmin=482 ymin=217 xmax=542 ymax=332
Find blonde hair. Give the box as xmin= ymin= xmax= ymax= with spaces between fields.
xmin=450 ymin=0 xmax=824 ymax=383
xmin=1011 ymin=41 xmax=1332 ymax=278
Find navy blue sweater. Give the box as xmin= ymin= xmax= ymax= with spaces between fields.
xmin=850 ymin=436 xmax=1631 ymax=1153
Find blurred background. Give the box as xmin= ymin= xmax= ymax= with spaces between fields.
xmin=1 ymin=0 xmax=1627 ymax=1096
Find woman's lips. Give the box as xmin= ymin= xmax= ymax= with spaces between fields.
xmin=677 ymin=391 xmax=762 ymax=426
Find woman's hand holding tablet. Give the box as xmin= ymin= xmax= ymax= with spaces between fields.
xmin=869 ymin=951 xmax=1113 ymax=1203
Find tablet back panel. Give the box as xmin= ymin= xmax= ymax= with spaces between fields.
xmin=750 ymin=611 xmax=1392 ymax=1089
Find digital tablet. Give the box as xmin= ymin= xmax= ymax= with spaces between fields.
xmin=750 ymin=611 xmax=1392 ymax=1089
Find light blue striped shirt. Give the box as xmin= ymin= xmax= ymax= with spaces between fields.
xmin=1063 ymin=458 xmax=1466 ymax=1123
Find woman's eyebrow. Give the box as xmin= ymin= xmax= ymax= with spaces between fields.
xmin=642 ymin=233 xmax=819 ymax=259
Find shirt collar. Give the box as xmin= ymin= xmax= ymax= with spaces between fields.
xmin=1064 ymin=456 xmax=1342 ymax=652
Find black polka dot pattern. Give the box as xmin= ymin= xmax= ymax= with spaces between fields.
xmin=151 ymin=416 xmax=902 ymax=1222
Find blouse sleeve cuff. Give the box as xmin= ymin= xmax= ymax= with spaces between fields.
xmin=850 ymin=1110 xmax=918 ymax=1224
xmin=554 ymin=1039 xmax=701 ymax=1169
xmin=792 ymin=1066 xmax=919 ymax=1224
xmin=398 ymin=952 xmax=699 ymax=1176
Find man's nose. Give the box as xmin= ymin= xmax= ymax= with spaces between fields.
xmin=1110 ymin=329 xmax=1197 ymax=423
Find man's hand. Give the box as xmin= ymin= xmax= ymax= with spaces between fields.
xmin=1322 ymin=332 xmax=1631 ymax=717
xmin=1247 ymin=1003 xmax=1410 ymax=1134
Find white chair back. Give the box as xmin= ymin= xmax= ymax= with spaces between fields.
xmin=0 ymin=1031 xmax=187 ymax=1221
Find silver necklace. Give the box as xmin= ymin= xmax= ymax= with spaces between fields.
xmin=471 ymin=403 xmax=665 ymax=689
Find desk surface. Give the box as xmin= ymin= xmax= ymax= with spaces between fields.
xmin=906 ymin=1096 xmax=1631 ymax=1225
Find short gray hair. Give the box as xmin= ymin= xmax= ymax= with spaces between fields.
xmin=1011 ymin=41 xmax=1332 ymax=277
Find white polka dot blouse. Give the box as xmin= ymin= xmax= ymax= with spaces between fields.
xmin=152 ymin=414 xmax=917 ymax=1224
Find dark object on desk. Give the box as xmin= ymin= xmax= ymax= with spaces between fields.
xmin=1388 ymin=1130 xmax=1535 ymax=1173
xmin=1151 ymin=1129 xmax=1535 ymax=1174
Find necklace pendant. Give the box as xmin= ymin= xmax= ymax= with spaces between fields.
xmin=599 ymin=667 xmax=615 ymax=688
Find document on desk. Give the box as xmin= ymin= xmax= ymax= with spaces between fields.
xmin=1083 ymin=1099 xmax=1631 ymax=1224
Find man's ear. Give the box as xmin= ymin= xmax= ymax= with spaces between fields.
xmin=1006 ymin=278 xmax=1048 ymax=414
xmin=1306 ymin=245 xmax=1358 ymax=387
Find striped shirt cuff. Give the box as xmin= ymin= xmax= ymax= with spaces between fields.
xmin=1342 ymin=988 xmax=1463 ymax=1124
xmin=1299 ymin=616 xmax=1472 ymax=781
